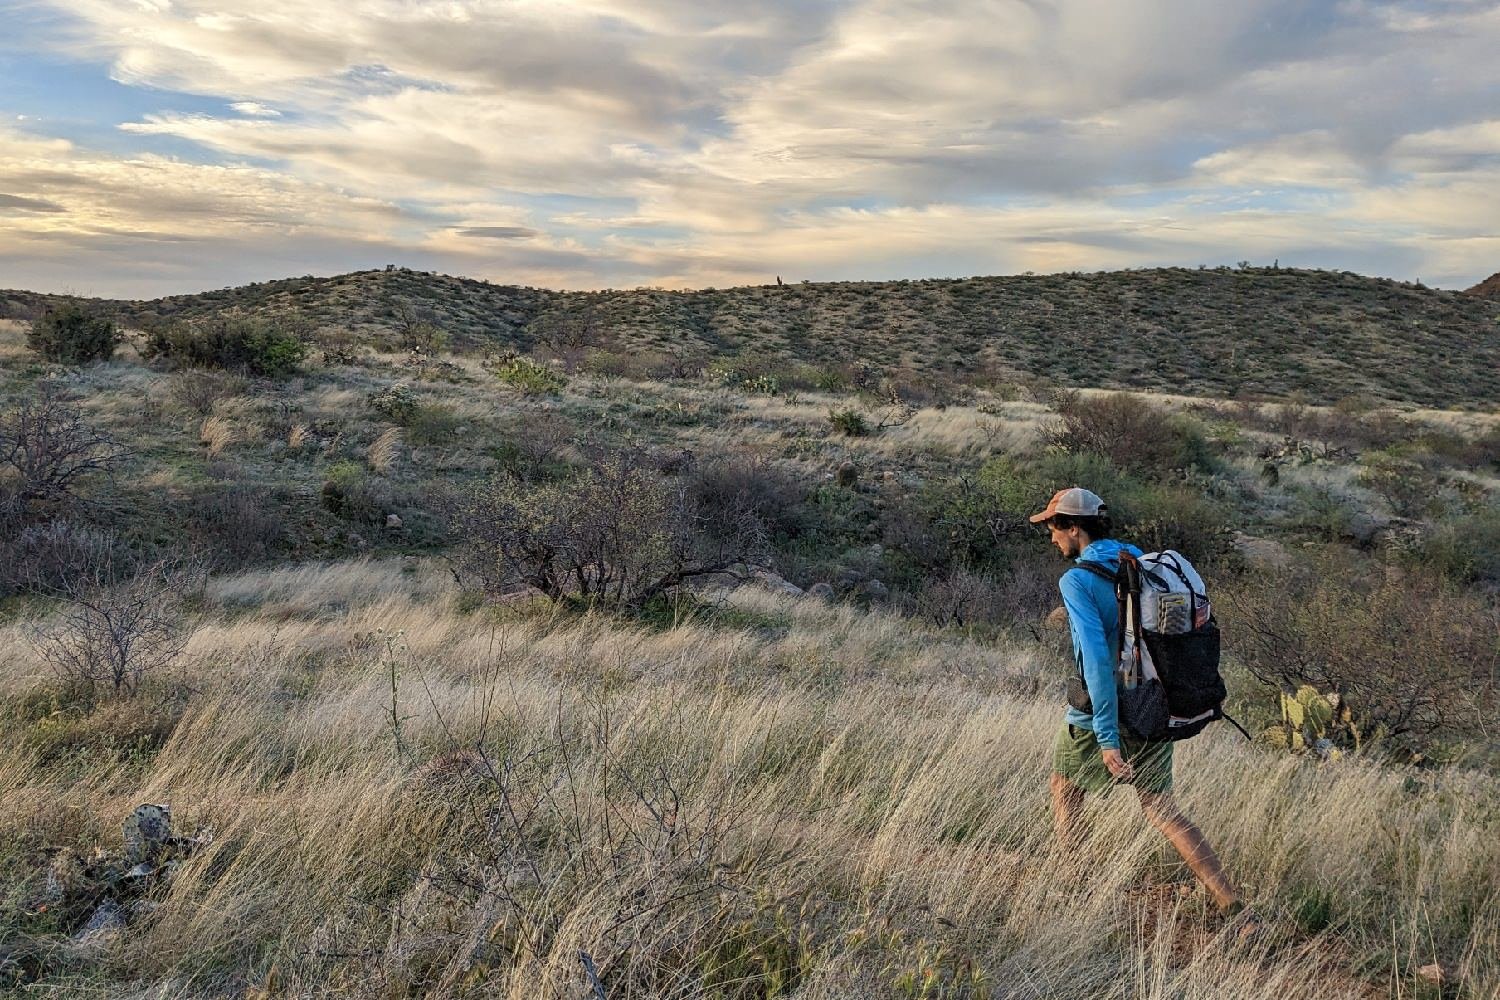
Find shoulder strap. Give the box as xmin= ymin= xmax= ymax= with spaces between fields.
xmin=1072 ymin=561 xmax=1117 ymax=584
xmin=1068 ymin=560 xmax=1132 ymax=675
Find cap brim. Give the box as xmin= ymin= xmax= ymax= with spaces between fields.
xmin=1028 ymin=510 xmax=1053 ymax=523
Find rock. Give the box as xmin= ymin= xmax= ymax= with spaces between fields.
xmin=1417 ymin=963 xmax=1454 ymax=986
xmin=1231 ymin=532 xmax=1291 ymax=570
xmin=74 ymin=900 xmax=126 ymax=942
xmin=350 ymin=532 xmax=368 ymax=549
xmin=753 ymin=569 xmax=804 ymax=597
xmin=882 ymin=470 xmax=898 ymax=483
xmin=836 ymin=461 xmax=859 ymax=487
xmin=863 ymin=579 xmax=889 ymax=599
xmin=808 ymin=582 xmax=835 ymax=601
xmin=385 ymin=513 xmax=403 ymax=530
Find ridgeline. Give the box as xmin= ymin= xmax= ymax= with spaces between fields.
xmin=5 ymin=265 xmax=1499 ymax=407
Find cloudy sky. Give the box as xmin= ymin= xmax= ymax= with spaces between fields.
xmin=2 ymin=0 xmax=1498 ymax=296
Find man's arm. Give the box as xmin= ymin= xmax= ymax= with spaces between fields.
xmin=1061 ymin=570 xmax=1121 ymax=750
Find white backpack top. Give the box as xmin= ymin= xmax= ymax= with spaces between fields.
xmin=1134 ymin=550 xmax=1211 ymax=635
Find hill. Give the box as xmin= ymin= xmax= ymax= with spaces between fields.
xmin=1466 ymin=271 xmax=1500 ymax=300
xmin=4 ymin=266 xmax=1499 ymax=408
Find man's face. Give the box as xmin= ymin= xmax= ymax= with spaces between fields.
xmin=1048 ymin=520 xmax=1085 ymax=559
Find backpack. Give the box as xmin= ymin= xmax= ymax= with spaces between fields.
xmin=1068 ymin=550 xmax=1246 ymax=742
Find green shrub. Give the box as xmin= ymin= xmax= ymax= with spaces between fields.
xmin=828 ymin=408 xmax=869 ymax=436
xmin=1045 ymin=391 xmax=1217 ymax=477
xmin=491 ymin=353 xmax=566 ymax=396
xmin=141 ymin=316 xmax=308 ymax=376
xmin=367 ymin=382 xmax=418 ymax=423
xmin=404 ymin=403 xmax=462 ymax=445
xmin=27 ymin=304 xmax=119 ymax=364
xmin=1357 ymin=447 xmax=1442 ymax=519
xmin=1414 ymin=505 xmax=1500 ymax=583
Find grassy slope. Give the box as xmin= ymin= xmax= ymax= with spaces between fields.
xmin=2 ymin=566 xmax=1496 ymax=998
xmin=5 ymin=266 xmax=1500 ymax=407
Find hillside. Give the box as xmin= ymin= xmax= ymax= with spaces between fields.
xmin=1 ymin=293 xmax=1498 ymax=995
xmin=1466 ymin=271 xmax=1500 ymax=300
xmin=4 ymin=266 xmax=1499 ymax=408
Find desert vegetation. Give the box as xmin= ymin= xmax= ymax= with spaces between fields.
xmin=0 ymin=275 xmax=1496 ymax=999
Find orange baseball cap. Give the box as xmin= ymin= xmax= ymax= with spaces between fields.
xmin=1029 ymin=486 xmax=1107 ymax=523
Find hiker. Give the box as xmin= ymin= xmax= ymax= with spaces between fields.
xmin=1032 ymin=486 xmax=1247 ymax=918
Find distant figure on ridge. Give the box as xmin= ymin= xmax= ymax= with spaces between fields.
xmin=775 ymin=275 xmax=783 ymax=286
xmin=1032 ymin=487 xmax=1255 ymax=928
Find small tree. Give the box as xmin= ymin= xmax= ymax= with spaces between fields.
xmin=27 ymin=303 xmax=119 ymax=363
xmin=26 ymin=552 xmax=203 ymax=696
xmin=450 ymin=454 xmax=766 ymax=610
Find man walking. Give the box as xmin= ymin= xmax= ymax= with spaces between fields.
xmin=1031 ymin=487 xmax=1248 ymax=917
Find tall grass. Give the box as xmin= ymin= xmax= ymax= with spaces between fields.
xmin=2 ymin=560 xmax=1495 ymax=997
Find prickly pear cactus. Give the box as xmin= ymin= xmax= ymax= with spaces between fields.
xmin=1264 ymin=686 xmax=1361 ymax=757
xmin=123 ymin=803 xmax=173 ymax=864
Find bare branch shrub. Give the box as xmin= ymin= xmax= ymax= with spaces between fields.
xmin=450 ymin=453 xmax=767 ymax=609
xmin=0 ymin=387 xmax=124 ymax=528
xmin=905 ymin=564 xmax=1057 ymax=631
xmin=168 ymin=370 xmax=247 ymax=416
xmin=1222 ymin=550 xmax=1500 ymax=759
xmin=182 ymin=481 xmax=287 ymax=569
xmin=25 ymin=553 xmax=203 ymax=696
xmin=685 ymin=454 xmax=808 ymax=543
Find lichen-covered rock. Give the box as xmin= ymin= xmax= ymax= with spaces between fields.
xmin=123 ymin=803 xmax=173 ymax=864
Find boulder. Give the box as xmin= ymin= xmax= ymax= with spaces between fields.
xmin=863 ymin=579 xmax=889 ymax=599
xmin=753 ymin=569 xmax=804 ymax=597
xmin=808 ymin=582 xmax=835 ymax=601
xmin=385 ymin=513 xmax=403 ymax=530
xmin=836 ymin=461 xmax=859 ymax=487
xmin=1231 ymin=532 xmax=1291 ymax=570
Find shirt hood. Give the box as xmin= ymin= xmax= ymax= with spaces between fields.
xmin=1076 ymin=538 xmax=1141 ymax=567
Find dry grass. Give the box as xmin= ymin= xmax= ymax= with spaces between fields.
xmin=368 ymin=426 xmax=402 ymax=473
xmin=1 ymin=559 xmax=1494 ymax=998
xmin=198 ymin=415 xmax=236 ymax=457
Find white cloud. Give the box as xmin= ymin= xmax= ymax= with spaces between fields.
xmin=229 ymin=101 xmax=281 ymax=117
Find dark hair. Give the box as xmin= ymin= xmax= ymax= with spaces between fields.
xmin=1049 ymin=512 xmax=1112 ymax=540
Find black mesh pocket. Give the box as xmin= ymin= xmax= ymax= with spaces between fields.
xmin=1119 ymin=678 xmax=1170 ymax=742
xmin=1066 ymin=675 xmax=1093 ymax=713
xmin=1144 ymin=625 xmax=1226 ymax=717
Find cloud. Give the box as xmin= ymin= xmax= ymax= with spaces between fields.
xmin=229 ymin=101 xmax=281 ymax=117
xmin=455 ymin=226 xmax=539 ymax=240
xmin=6 ymin=0 xmax=1500 ymax=292
xmin=0 ymin=193 xmax=66 ymax=213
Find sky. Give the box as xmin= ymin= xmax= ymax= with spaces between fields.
xmin=1 ymin=0 xmax=1498 ymax=297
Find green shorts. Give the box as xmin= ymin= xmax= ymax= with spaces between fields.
xmin=1052 ymin=721 xmax=1174 ymax=794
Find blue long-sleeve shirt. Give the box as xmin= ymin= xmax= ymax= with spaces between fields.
xmin=1061 ymin=538 xmax=1141 ymax=750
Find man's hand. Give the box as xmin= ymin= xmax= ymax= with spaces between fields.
xmin=1101 ymin=748 xmax=1135 ymax=783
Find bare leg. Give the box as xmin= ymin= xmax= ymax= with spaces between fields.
xmin=1137 ymin=790 xmax=1240 ymax=911
xmin=1049 ymin=772 xmax=1086 ymax=850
